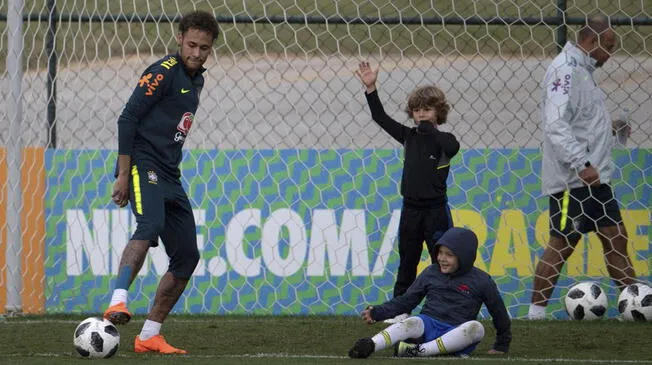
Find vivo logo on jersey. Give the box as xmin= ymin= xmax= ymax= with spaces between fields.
xmin=174 ymin=112 xmax=194 ymax=143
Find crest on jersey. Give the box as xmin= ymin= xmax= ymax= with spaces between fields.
xmin=147 ymin=170 xmax=158 ymax=184
xmin=177 ymin=112 xmax=194 ymax=135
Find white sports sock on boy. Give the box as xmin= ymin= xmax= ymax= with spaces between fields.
xmin=371 ymin=316 xmax=424 ymax=351
xmin=419 ymin=320 xmax=485 ymax=356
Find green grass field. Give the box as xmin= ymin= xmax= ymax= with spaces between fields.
xmin=1 ymin=315 xmax=651 ymax=365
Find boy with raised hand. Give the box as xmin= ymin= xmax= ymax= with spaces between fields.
xmin=355 ymin=61 xmax=460 ymax=323
xmin=348 ymin=227 xmax=511 ymax=358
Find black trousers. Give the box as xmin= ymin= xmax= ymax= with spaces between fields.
xmin=393 ymin=202 xmax=453 ymax=298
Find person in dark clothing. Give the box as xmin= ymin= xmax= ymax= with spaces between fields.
xmin=355 ymin=61 xmax=460 ymax=323
xmin=348 ymin=227 xmax=511 ymax=358
xmin=103 ymin=10 xmax=219 ymax=354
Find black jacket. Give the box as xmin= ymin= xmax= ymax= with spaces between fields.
xmin=365 ymin=90 xmax=459 ymax=207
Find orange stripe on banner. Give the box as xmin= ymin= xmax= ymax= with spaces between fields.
xmin=0 ymin=148 xmax=7 ymax=313
xmin=21 ymin=147 xmax=45 ymax=314
xmin=0 ymin=147 xmax=46 ymax=314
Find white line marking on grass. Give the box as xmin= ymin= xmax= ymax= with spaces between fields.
xmin=3 ymin=352 xmax=652 ymax=364
xmin=191 ymin=355 xmax=652 ymax=364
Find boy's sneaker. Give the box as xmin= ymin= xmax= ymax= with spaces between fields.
xmin=103 ymin=302 xmax=132 ymax=325
xmin=383 ymin=313 xmax=409 ymax=324
xmin=134 ymin=335 xmax=187 ymax=354
xmin=348 ymin=337 xmax=375 ymax=359
xmin=394 ymin=341 xmax=425 ymax=357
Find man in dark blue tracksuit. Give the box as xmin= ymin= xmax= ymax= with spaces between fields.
xmin=103 ymin=11 xmax=220 ymax=354
xmin=349 ymin=227 xmax=512 ymax=358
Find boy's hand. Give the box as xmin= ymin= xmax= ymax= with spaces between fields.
xmin=487 ymin=349 xmax=505 ymax=355
xmin=355 ymin=62 xmax=379 ymax=93
xmin=361 ymin=306 xmax=376 ymax=324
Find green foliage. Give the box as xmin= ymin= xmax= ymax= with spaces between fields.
xmin=0 ymin=315 xmax=650 ymax=365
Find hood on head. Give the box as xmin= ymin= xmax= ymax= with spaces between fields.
xmin=435 ymin=227 xmax=478 ymax=275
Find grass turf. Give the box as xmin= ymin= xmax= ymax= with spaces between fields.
xmin=1 ymin=315 xmax=651 ymax=365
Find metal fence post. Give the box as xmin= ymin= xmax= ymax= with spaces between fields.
xmin=556 ymin=0 xmax=567 ymax=52
xmin=6 ymin=0 xmax=25 ymax=314
xmin=46 ymin=0 xmax=57 ymax=148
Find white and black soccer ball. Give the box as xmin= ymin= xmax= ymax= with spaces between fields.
xmin=564 ymin=281 xmax=608 ymax=320
xmin=618 ymin=283 xmax=652 ymax=322
xmin=73 ymin=317 xmax=120 ymax=358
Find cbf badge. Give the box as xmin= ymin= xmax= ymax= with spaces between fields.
xmin=147 ymin=170 xmax=158 ymax=184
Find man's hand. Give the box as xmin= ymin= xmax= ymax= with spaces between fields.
xmin=355 ymin=62 xmax=379 ymax=93
xmin=361 ymin=306 xmax=376 ymax=324
xmin=578 ymin=165 xmax=600 ymax=186
xmin=112 ymin=175 xmax=130 ymax=207
xmin=487 ymin=349 xmax=505 ymax=355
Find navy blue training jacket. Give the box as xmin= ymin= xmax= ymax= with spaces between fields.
xmin=370 ymin=227 xmax=512 ymax=353
xmin=117 ymin=53 xmax=205 ymax=179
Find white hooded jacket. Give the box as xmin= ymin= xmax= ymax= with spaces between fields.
xmin=540 ymin=42 xmax=624 ymax=196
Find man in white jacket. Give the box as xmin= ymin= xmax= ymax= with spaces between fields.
xmin=528 ymin=16 xmax=636 ymax=320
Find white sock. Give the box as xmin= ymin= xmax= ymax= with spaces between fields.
xmin=139 ymin=320 xmax=162 ymax=340
xmin=371 ymin=316 xmax=424 ymax=351
xmin=528 ymin=304 xmax=546 ymax=320
xmin=419 ymin=320 xmax=485 ymax=356
xmin=109 ymin=289 xmax=128 ymax=307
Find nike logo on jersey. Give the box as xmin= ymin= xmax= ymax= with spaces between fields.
xmin=181 ymin=88 xmax=191 ymax=94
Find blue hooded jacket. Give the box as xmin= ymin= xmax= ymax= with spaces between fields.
xmin=370 ymin=227 xmax=512 ymax=352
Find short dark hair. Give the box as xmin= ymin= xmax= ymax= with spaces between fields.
xmin=179 ymin=10 xmax=220 ymax=42
xmin=579 ymin=16 xmax=611 ymax=41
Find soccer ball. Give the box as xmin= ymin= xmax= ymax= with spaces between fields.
xmin=73 ymin=317 xmax=120 ymax=358
xmin=564 ymin=281 xmax=608 ymax=320
xmin=618 ymin=283 xmax=652 ymax=322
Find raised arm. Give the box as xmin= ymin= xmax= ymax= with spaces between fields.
xmin=356 ymin=62 xmax=409 ymax=143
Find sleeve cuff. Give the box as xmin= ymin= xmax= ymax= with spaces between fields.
xmin=570 ymin=158 xmax=588 ymax=171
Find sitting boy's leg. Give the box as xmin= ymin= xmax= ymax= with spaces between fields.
xmin=349 ymin=316 xmax=425 ymax=359
xmin=399 ymin=320 xmax=484 ymax=357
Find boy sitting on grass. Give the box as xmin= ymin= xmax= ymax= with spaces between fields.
xmin=348 ymin=227 xmax=511 ymax=358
